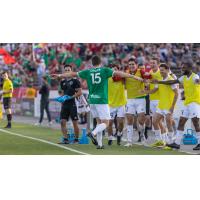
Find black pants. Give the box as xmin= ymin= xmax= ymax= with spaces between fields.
xmin=39 ymin=100 xmax=51 ymax=123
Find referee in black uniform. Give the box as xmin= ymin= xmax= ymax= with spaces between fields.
xmin=59 ymin=64 xmax=82 ymax=144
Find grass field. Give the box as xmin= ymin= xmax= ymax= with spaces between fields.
xmin=0 ymin=120 xmax=189 ymax=155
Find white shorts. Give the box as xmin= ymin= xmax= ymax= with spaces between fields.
xmin=77 ymin=105 xmax=90 ymax=114
xmin=181 ymin=102 xmax=200 ymax=119
xmin=156 ymin=108 xmax=171 ymax=116
xmin=90 ymin=104 xmax=111 ymax=120
xmin=150 ymin=100 xmax=159 ymax=114
xmin=110 ymin=106 xmax=126 ymax=120
xmin=126 ymin=98 xmax=146 ymax=115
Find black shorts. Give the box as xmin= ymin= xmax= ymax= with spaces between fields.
xmin=60 ymin=103 xmax=78 ymax=121
xmin=3 ymin=97 xmax=12 ymax=110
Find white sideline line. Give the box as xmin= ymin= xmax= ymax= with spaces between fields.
xmin=132 ymin=142 xmax=198 ymax=155
xmin=0 ymin=129 xmax=90 ymax=155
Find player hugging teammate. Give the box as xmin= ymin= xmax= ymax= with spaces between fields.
xmin=52 ymin=56 xmax=200 ymax=151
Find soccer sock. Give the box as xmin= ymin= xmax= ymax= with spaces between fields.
xmin=161 ymin=134 xmax=165 ymax=142
xmin=92 ymin=123 xmax=107 ymax=136
xmin=7 ymin=114 xmax=12 ymax=125
xmin=163 ymin=133 xmax=169 ymax=143
xmin=168 ymin=132 xmax=174 ymax=144
xmin=175 ymin=130 xmax=184 ymax=145
xmin=154 ymin=130 xmax=162 ymax=141
xmin=127 ymin=125 xmax=133 ymax=143
xmin=117 ymin=131 xmax=123 ymax=136
xmin=108 ymin=135 xmax=113 ymax=140
xmin=139 ymin=124 xmax=145 ymax=137
xmin=196 ymin=132 xmax=200 ymax=143
xmin=97 ymin=132 xmax=103 ymax=146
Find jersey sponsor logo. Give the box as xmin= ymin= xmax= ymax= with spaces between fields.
xmin=90 ymin=94 xmax=101 ymax=98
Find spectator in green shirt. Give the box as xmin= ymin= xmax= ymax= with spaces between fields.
xmin=12 ymin=73 xmax=22 ymax=88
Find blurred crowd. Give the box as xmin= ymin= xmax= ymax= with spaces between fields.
xmin=0 ymin=43 xmax=200 ymax=89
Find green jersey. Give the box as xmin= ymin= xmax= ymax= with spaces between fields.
xmin=78 ymin=67 xmax=114 ymax=104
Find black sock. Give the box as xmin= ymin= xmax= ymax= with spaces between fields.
xmin=144 ymin=127 xmax=148 ymax=139
xmin=7 ymin=114 xmax=12 ymax=125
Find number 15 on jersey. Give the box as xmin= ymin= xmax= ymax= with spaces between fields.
xmin=91 ymin=73 xmax=101 ymax=84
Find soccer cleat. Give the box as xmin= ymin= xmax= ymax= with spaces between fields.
xmin=58 ymin=138 xmax=70 ymax=144
xmin=4 ymin=124 xmax=11 ymax=128
xmin=166 ymin=142 xmax=180 ymax=149
xmin=162 ymin=146 xmax=172 ymax=150
xmin=34 ymin=122 xmax=41 ymax=126
xmin=87 ymin=132 xmax=98 ymax=146
xmin=151 ymin=140 xmax=165 ymax=148
xmin=124 ymin=143 xmax=133 ymax=147
xmin=193 ymin=144 xmax=200 ymax=150
xmin=96 ymin=145 xmax=104 ymax=149
xmin=117 ymin=135 xmax=122 ymax=145
xmin=48 ymin=121 xmax=53 ymax=127
xmin=108 ymin=140 xmax=113 ymax=146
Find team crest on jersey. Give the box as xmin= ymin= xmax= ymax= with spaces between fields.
xmin=69 ymin=81 xmax=73 ymax=85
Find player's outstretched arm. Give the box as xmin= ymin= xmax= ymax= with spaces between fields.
xmin=51 ymin=72 xmax=78 ymax=79
xmin=113 ymin=71 xmax=144 ymax=82
xmin=151 ymin=79 xmax=179 ymax=85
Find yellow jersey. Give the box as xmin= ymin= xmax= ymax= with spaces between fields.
xmin=3 ymin=78 xmax=13 ymax=98
xmin=125 ymin=69 xmax=145 ymax=99
xmin=158 ymin=75 xmax=175 ymax=110
xmin=149 ymin=69 xmax=162 ymax=101
xmin=108 ymin=78 xmax=126 ymax=107
xmin=182 ymin=73 xmax=200 ymax=105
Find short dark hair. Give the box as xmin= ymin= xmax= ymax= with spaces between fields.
xmin=92 ymin=55 xmax=101 ymax=66
xmin=64 ymin=64 xmax=72 ymax=69
xmin=151 ymin=57 xmax=160 ymax=63
xmin=110 ymin=63 xmax=120 ymax=70
xmin=182 ymin=61 xmax=193 ymax=69
xmin=128 ymin=58 xmax=136 ymax=63
xmin=1 ymin=71 xmax=7 ymax=75
xmin=159 ymin=63 xmax=170 ymax=70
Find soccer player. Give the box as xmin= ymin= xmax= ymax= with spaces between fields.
xmin=151 ymin=63 xmax=179 ymax=147
xmin=141 ymin=58 xmax=167 ymax=146
xmin=52 ymin=55 xmax=143 ymax=149
xmin=57 ymin=64 xmax=82 ymax=144
xmin=124 ymin=58 xmax=147 ymax=147
xmin=0 ymin=71 xmax=13 ymax=128
xmin=153 ymin=62 xmax=200 ymax=150
xmin=107 ymin=63 xmax=126 ymax=146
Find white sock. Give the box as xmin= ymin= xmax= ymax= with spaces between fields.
xmin=196 ymin=132 xmax=200 ymax=143
xmin=154 ymin=130 xmax=162 ymax=141
xmin=163 ymin=133 xmax=169 ymax=143
xmin=175 ymin=130 xmax=184 ymax=145
xmin=92 ymin=123 xmax=107 ymax=136
xmin=139 ymin=124 xmax=145 ymax=137
xmin=108 ymin=135 xmax=113 ymax=140
xmin=97 ymin=132 xmax=103 ymax=146
xmin=161 ymin=134 xmax=165 ymax=142
xmin=127 ymin=125 xmax=133 ymax=143
xmin=117 ymin=131 xmax=123 ymax=136
xmin=168 ymin=132 xmax=174 ymax=144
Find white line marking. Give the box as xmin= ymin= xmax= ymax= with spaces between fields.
xmin=0 ymin=128 xmax=90 ymax=155
xmin=132 ymin=142 xmax=198 ymax=155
